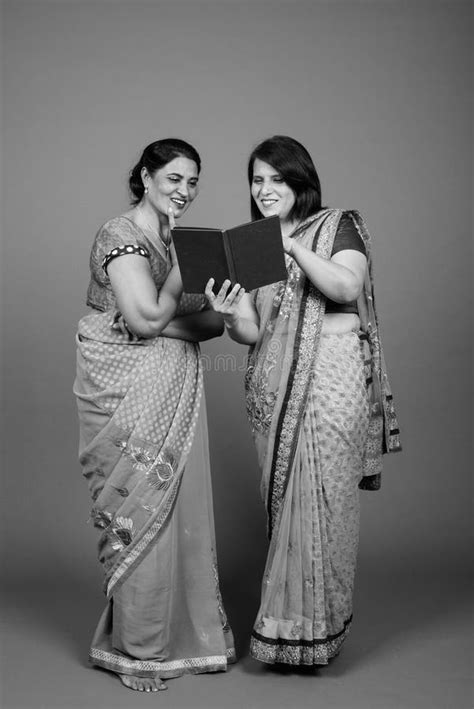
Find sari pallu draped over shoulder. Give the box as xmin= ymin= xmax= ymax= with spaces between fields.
xmin=246 ymin=208 xmax=401 ymax=535
xmin=74 ymin=310 xmax=234 ymax=677
xmin=245 ymin=208 xmax=401 ymax=665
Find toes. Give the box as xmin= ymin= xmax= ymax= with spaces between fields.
xmin=118 ymin=673 xmax=167 ymax=692
xmin=119 ymin=674 xmax=133 ymax=689
xmin=119 ymin=674 xmax=143 ymax=691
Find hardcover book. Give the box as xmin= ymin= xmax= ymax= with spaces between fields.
xmin=171 ymin=215 xmax=287 ymax=293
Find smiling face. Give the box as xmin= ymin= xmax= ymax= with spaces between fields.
xmin=142 ymin=156 xmax=199 ymax=218
xmin=250 ymin=158 xmax=296 ymax=226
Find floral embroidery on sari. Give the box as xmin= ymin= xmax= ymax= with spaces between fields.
xmin=271 ymin=256 xmax=301 ymax=318
xmin=245 ymin=360 xmax=278 ymax=436
xmin=109 ymin=516 xmax=134 ymax=551
xmin=90 ymin=507 xmax=113 ymax=530
xmin=245 ymin=209 xmax=401 ymax=667
xmin=76 ymin=214 xmax=234 ymax=678
xmin=145 ymin=448 xmax=178 ymax=491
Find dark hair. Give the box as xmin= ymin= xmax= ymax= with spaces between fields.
xmin=247 ymin=135 xmax=322 ymax=222
xmin=129 ymin=138 xmax=201 ymax=205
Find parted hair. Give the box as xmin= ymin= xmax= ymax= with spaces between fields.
xmin=247 ymin=135 xmax=322 ymax=222
xmin=129 ymin=138 xmax=201 ymax=205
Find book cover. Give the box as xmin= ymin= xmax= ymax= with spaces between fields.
xmin=172 ymin=215 xmax=287 ymax=293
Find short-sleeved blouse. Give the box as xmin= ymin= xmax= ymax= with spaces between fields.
xmin=326 ymin=212 xmax=366 ymax=314
xmin=86 ymin=216 xmax=207 ymax=315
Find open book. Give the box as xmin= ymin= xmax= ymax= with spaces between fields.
xmin=171 ymin=215 xmax=287 ymax=293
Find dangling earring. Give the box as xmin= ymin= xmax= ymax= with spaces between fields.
xmin=144 ymin=185 xmax=149 ymax=194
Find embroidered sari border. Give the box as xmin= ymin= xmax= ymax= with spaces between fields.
xmin=89 ymin=647 xmax=232 ymax=678
xmin=104 ymin=359 xmax=204 ymax=596
xmin=250 ymin=618 xmax=352 ymax=666
xmin=266 ymin=277 xmax=309 ymax=532
xmin=267 ymin=211 xmax=339 ymax=535
xmin=251 ymin=614 xmax=352 ymax=647
xmin=106 ymin=472 xmax=183 ymax=597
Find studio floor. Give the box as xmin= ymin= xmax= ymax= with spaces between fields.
xmin=1 ymin=552 xmax=471 ymax=709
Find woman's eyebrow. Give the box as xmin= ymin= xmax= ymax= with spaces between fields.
xmin=167 ymin=172 xmax=198 ymax=181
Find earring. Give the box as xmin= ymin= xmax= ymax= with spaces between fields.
xmin=144 ymin=185 xmax=149 ymax=194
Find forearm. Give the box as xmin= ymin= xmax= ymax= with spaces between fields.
xmin=161 ymin=310 xmax=225 ymax=342
xmin=291 ymin=241 xmax=363 ymax=303
xmin=129 ymin=302 xmax=177 ymax=339
xmin=223 ymin=314 xmax=259 ymax=345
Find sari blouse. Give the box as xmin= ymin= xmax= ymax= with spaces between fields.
xmin=86 ymin=216 xmax=207 ymax=316
xmin=246 ymin=209 xmax=401 ymax=505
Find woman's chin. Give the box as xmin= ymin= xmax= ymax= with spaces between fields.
xmin=260 ymin=209 xmax=280 ymax=220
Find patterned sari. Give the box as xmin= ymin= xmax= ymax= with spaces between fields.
xmin=73 ymin=217 xmax=234 ymax=678
xmin=245 ymin=209 xmax=401 ymax=665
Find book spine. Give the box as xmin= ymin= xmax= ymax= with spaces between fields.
xmin=223 ymin=231 xmax=237 ymax=283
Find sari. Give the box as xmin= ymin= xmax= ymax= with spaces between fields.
xmin=73 ymin=217 xmax=235 ymax=679
xmin=245 ymin=208 xmax=401 ymax=665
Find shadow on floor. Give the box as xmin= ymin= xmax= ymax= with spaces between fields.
xmin=2 ymin=549 xmax=471 ymax=681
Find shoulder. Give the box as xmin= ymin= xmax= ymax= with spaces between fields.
xmin=89 ymin=216 xmax=150 ymax=278
xmin=332 ymin=209 xmax=367 ymax=255
xmin=96 ymin=216 xmax=141 ymax=241
xmin=341 ymin=208 xmax=363 ymax=222
xmin=91 ymin=216 xmax=145 ymax=253
xmin=332 ymin=208 xmax=366 ymax=232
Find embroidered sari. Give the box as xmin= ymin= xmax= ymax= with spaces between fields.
xmin=245 ymin=209 xmax=401 ymax=665
xmin=73 ymin=217 xmax=234 ymax=678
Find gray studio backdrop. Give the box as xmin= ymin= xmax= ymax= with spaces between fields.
xmin=2 ymin=0 xmax=472 ymax=617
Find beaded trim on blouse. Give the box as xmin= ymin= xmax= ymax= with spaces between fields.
xmin=102 ymin=244 xmax=150 ymax=273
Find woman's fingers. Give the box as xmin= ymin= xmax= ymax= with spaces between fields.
xmin=112 ymin=313 xmax=139 ymax=341
xmin=112 ymin=313 xmax=127 ymax=335
xmin=169 ymin=241 xmax=178 ymax=266
xmin=168 ymin=206 xmax=176 ymax=231
xmin=205 ymin=279 xmax=246 ymax=311
xmin=206 ymin=279 xmax=231 ymax=306
xmin=205 ymin=278 xmax=216 ymax=303
xmin=224 ymin=283 xmax=242 ymax=304
xmin=282 ymin=234 xmax=294 ymax=256
xmin=233 ymin=287 xmax=246 ymax=305
xmin=215 ymin=279 xmax=232 ymax=302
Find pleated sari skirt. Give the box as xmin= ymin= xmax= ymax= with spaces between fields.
xmin=251 ymin=331 xmax=370 ymax=665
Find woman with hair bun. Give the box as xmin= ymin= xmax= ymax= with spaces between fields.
xmin=74 ymin=138 xmax=234 ymax=692
xmin=206 ymin=135 xmax=401 ymax=668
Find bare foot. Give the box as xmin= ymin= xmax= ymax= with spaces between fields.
xmin=119 ymin=674 xmax=167 ymax=692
